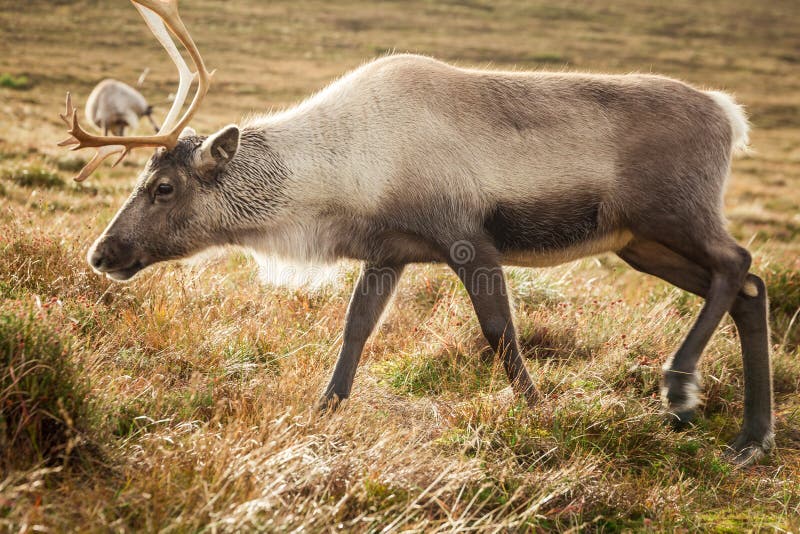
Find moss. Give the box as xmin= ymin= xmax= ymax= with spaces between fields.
xmin=696 ymin=510 xmax=792 ymax=532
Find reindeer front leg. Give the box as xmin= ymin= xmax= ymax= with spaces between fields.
xmin=446 ymin=237 xmax=538 ymax=406
xmin=319 ymin=263 xmax=405 ymax=411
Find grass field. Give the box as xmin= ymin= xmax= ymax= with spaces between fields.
xmin=1 ymin=0 xmax=799 ymax=531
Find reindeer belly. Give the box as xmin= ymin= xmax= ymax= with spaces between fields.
xmin=485 ymin=193 xmax=629 ymax=267
xmin=500 ymin=230 xmax=633 ymax=267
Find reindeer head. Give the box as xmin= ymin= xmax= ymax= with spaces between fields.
xmin=87 ymin=125 xmax=243 ymax=280
xmin=58 ymin=0 xmax=236 ymax=280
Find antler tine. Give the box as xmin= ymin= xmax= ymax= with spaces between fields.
xmin=74 ymin=145 xmax=127 ymax=182
xmin=56 ymin=89 xmax=170 ymax=180
xmin=132 ymin=1 xmax=192 ymax=134
xmin=132 ymin=0 xmax=214 ymax=146
xmin=55 ymin=0 xmax=212 ymax=181
xmin=57 ymin=92 xmax=81 ymax=147
xmin=54 ymin=92 xmax=123 ymax=181
xmin=57 ymin=92 xmax=75 ymax=130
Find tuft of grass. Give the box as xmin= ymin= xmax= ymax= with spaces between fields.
xmin=0 ymin=301 xmax=91 ymax=469
xmin=221 ymin=337 xmax=282 ymax=380
xmin=0 ymin=73 xmax=31 ymax=90
xmin=763 ymin=260 xmax=800 ymax=349
xmin=2 ymin=164 xmax=64 ymax=189
xmin=375 ymin=347 xmax=499 ymax=397
xmin=531 ymin=53 xmax=568 ymax=64
xmin=0 ymin=228 xmax=110 ymax=301
xmin=355 ymin=475 xmax=410 ymax=513
xmin=51 ymin=155 xmax=88 ymax=174
xmin=764 ymin=261 xmax=800 ymax=319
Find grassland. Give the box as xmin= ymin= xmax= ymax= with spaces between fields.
xmin=1 ymin=0 xmax=799 ymax=531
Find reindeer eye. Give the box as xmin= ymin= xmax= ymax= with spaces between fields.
xmin=156 ymin=183 xmax=174 ymax=196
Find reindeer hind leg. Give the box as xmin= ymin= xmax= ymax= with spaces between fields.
xmin=618 ymin=238 xmax=773 ymax=465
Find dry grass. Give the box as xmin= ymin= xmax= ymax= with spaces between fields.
xmin=1 ymin=0 xmax=799 ymax=531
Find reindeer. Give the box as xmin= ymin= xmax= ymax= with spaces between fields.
xmin=85 ymin=77 xmax=159 ymax=136
xmin=58 ymin=0 xmax=774 ymax=465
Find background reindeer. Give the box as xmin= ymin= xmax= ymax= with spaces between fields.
xmin=85 ymin=74 xmax=159 ymax=136
xmin=58 ymin=0 xmax=774 ymax=467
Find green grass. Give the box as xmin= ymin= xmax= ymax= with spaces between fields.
xmin=51 ymin=155 xmax=88 ymax=174
xmin=763 ymin=260 xmax=800 ymax=350
xmin=376 ymin=347 xmax=500 ymax=396
xmin=0 ymin=73 xmax=30 ymax=90
xmin=2 ymin=164 xmax=65 ymax=189
xmin=765 ymin=261 xmax=800 ymax=319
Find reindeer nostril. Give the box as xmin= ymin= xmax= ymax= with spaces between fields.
xmin=89 ymin=249 xmax=105 ymax=270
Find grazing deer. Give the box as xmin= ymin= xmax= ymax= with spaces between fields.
xmin=85 ymin=78 xmax=159 ymax=136
xmin=58 ymin=0 xmax=774 ymax=465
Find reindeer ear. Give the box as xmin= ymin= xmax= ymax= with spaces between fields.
xmin=179 ymin=126 xmax=197 ymax=138
xmin=194 ymin=124 xmax=240 ymax=173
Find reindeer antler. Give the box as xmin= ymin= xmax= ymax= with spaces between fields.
xmin=58 ymin=0 xmax=213 ymax=181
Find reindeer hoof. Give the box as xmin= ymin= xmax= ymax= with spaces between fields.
xmin=661 ymin=368 xmax=701 ymax=428
xmin=724 ymin=443 xmax=766 ymax=467
xmin=665 ymin=409 xmax=695 ymax=430
xmin=723 ymin=431 xmax=774 ymax=467
xmin=317 ymin=393 xmax=344 ymax=413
